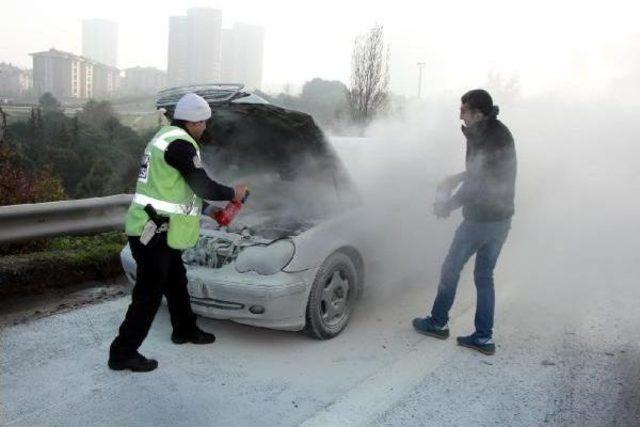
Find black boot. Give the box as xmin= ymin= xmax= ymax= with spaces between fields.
xmin=108 ymin=352 xmax=158 ymax=372
xmin=171 ymin=327 xmax=216 ymax=345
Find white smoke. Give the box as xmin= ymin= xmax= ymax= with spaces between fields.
xmin=328 ymin=89 xmax=640 ymax=309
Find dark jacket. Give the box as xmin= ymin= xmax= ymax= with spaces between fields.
xmin=164 ymin=139 xmax=235 ymax=201
xmin=449 ymin=117 xmax=517 ymax=222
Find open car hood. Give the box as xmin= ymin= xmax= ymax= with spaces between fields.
xmin=159 ymin=85 xmax=359 ymax=248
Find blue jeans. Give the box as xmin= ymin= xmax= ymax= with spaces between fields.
xmin=430 ymin=219 xmax=511 ymax=339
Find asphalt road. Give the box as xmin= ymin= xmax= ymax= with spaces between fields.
xmin=373 ymin=258 xmax=640 ymax=426
xmin=2 ymin=228 xmax=638 ymax=426
xmin=3 ymin=129 xmax=639 ymax=426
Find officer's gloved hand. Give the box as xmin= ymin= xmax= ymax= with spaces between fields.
xmin=232 ymin=184 xmax=250 ymax=203
xmin=205 ymin=205 xmax=223 ymax=220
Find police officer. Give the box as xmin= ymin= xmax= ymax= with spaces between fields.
xmin=109 ymin=93 xmax=248 ymax=372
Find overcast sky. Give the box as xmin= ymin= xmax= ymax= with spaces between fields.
xmin=1 ymin=0 xmax=638 ymax=96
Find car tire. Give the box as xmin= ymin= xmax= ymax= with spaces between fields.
xmin=304 ymin=252 xmax=359 ymax=339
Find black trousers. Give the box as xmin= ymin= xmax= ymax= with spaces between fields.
xmin=110 ymin=234 xmax=197 ymax=359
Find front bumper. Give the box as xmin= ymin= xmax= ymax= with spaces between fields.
xmin=120 ymin=246 xmax=317 ymax=331
xmin=186 ymin=265 xmax=317 ymax=331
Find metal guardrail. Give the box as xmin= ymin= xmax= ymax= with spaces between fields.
xmin=0 ymin=194 xmax=133 ymax=244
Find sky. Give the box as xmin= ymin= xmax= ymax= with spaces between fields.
xmin=1 ymin=0 xmax=639 ymax=96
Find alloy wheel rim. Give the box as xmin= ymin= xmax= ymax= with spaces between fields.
xmin=320 ymin=269 xmax=351 ymax=327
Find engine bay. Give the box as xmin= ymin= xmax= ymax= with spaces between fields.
xmin=182 ymin=212 xmax=316 ymax=269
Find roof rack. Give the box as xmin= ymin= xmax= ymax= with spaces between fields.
xmin=155 ymin=83 xmax=245 ymax=108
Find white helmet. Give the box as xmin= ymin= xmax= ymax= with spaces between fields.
xmin=173 ymin=93 xmax=211 ymax=122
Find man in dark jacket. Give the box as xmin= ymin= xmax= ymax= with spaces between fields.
xmin=413 ymin=89 xmax=516 ymax=355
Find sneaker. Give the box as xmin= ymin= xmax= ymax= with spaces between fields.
xmin=456 ymin=334 xmax=496 ymax=355
xmin=108 ymin=352 xmax=158 ymax=372
xmin=412 ymin=317 xmax=450 ymax=339
xmin=171 ymin=327 xmax=216 ymax=345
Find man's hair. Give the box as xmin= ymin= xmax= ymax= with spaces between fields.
xmin=461 ymin=89 xmax=494 ymax=116
xmin=170 ymin=118 xmax=189 ymax=129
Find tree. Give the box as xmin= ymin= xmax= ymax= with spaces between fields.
xmin=77 ymin=99 xmax=116 ymax=128
xmin=75 ymin=158 xmax=118 ymax=197
xmin=3 ymin=95 xmax=148 ymax=200
xmin=39 ymin=92 xmax=61 ymax=113
xmin=298 ymin=78 xmax=349 ymax=129
xmin=0 ymin=105 xmax=6 ymax=143
xmin=348 ymin=24 xmax=390 ymax=127
xmin=0 ymin=144 xmax=66 ymax=206
xmin=257 ymin=79 xmax=351 ymax=131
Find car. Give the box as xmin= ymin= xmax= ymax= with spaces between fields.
xmin=121 ymin=84 xmax=379 ymax=339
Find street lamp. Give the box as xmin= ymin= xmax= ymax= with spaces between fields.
xmin=417 ymin=62 xmax=426 ymax=98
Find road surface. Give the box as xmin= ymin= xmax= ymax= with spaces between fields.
xmin=2 ymin=228 xmax=638 ymax=426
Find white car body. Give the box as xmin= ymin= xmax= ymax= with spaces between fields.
xmin=121 ymin=202 xmax=374 ymax=332
xmin=121 ymin=85 xmax=377 ymax=337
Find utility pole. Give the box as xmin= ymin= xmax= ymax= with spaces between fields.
xmin=417 ymin=62 xmax=426 ymax=98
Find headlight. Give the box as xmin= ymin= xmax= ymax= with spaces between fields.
xmin=235 ymin=239 xmax=295 ymax=275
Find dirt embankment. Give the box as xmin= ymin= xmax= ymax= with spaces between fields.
xmin=0 ymin=251 xmax=122 ymax=298
xmin=0 ymin=277 xmax=131 ymax=328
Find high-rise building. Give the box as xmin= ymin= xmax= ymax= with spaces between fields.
xmin=31 ymin=49 xmax=119 ymax=101
xmin=167 ymin=8 xmax=222 ymax=86
xmin=167 ymin=15 xmax=188 ymax=87
xmin=82 ymin=19 xmax=118 ymax=68
xmin=220 ymin=29 xmax=235 ymax=84
xmin=123 ymin=67 xmax=167 ymax=94
xmin=0 ymin=63 xmax=32 ymax=100
xmin=220 ymin=23 xmax=264 ymax=90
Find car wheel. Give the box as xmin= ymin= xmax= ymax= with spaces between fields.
xmin=304 ymin=252 xmax=359 ymax=339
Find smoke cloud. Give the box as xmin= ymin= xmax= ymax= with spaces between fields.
xmin=328 ymin=89 xmax=640 ymax=313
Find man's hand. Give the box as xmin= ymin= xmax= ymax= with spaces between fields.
xmin=433 ymin=201 xmax=451 ymax=219
xmin=232 ymin=184 xmax=249 ymax=203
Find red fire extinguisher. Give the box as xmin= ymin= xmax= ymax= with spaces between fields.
xmin=214 ymin=190 xmax=250 ymax=226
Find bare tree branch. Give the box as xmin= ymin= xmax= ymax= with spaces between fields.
xmin=348 ymin=24 xmax=390 ymax=128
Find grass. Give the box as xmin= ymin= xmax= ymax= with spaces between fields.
xmin=0 ymin=232 xmax=128 ymax=298
xmin=49 ymin=231 xmax=127 ymax=258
